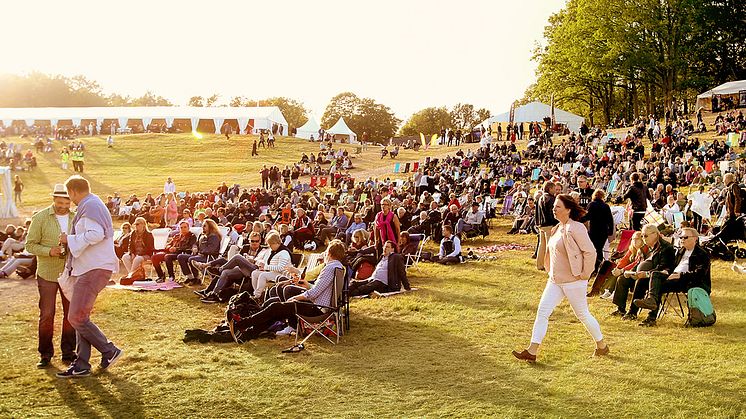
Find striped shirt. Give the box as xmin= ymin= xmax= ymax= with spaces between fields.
xmin=302 ymin=259 xmax=343 ymax=307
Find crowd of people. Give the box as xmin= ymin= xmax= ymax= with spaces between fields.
xmin=0 ymin=109 xmax=740 ymax=372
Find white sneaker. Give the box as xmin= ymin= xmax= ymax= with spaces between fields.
xmin=600 ymin=290 xmax=614 ymax=300
xmin=275 ymin=325 xmax=295 ymax=336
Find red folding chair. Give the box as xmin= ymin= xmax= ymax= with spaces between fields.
xmin=413 ymin=162 xmax=420 ymax=172
xmin=490 ymin=184 xmax=497 ymax=197
xmin=320 ymin=176 xmax=328 ymax=187
xmin=310 ymin=176 xmax=318 ymax=187
xmin=612 ymin=229 xmax=634 ymax=259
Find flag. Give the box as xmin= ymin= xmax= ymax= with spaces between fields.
xmin=430 ymin=134 xmax=438 ymax=149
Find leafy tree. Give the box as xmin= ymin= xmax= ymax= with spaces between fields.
xmin=188 ymin=96 xmax=204 ymax=107
xmin=399 ymin=107 xmax=452 ymax=137
xmin=321 ymin=92 xmax=400 ymax=143
xmin=258 ymin=97 xmax=308 ymax=128
xmin=131 ymin=91 xmax=172 ymax=106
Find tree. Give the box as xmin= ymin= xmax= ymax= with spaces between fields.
xmin=450 ymin=103 xmax=491 ymax=130
xmin=399 ymin=107 xmax=453 ymax=137
xmin=205 ymin=94 xmax=220 ymax=107
xmin=131 ymin=91 xmax=172 ymax=106
xmin=188 ymin=96 xmax=204 ymax=107
xmin=321 ymin=92 xmax=400 ymax=143
xmin=258 ymin=97 xmax=308 ymax=128
xmin=321 ymin=92 xmax=360 ymax=130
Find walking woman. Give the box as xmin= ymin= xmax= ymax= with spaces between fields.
xmin=513 ymin=194 xmax=609 ymax=363
xmin=13 ymin=175 xmax=23 ymax=205
xmin=374 ymin=198 xmax=400 ymax=254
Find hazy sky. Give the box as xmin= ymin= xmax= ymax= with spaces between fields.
xmin=1 ymin=0 xmax=565 ymax=120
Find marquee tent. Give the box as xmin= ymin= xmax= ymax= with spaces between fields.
xmin=295 ymin=115 xmax=321 ymax=140
xmin=481 ymin=101 xmax=585 ymax=133
xmin=0 ymin=167 xmax=18 ymax=218
xmin=696 ymin=80 xmax=746 ymax=111
xmin=0 ymin=106 xmax=289 ymax=135
xmin=326 ymin=117 xmax=358 ymax=143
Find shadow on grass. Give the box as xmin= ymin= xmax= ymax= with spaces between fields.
xmin=47 ymin=369 xmax=144 ymax=419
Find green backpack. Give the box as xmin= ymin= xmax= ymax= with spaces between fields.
xmin=686 ymin=287 xmax=716 ymax=327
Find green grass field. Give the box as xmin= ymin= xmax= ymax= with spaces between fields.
xmin=1 ymin=129 xmax=745 ymax=418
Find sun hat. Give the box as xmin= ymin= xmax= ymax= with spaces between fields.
xmin=51 ymin=184 xmax=69 ymax=199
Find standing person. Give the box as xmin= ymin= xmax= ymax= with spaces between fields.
xmin=252 ymin=140 xmax=258 ymax=157
xmin=163 ymin=177 xmax=176 ymax=195
xmin=25 ymin=184 xmax=77 ymax=368
xmin=13 ymin=175 xmax=23 ymax=204
xmin=513 ymin=195 xmax=609 ymax=363
xmin=61 ymin=148 xmax=70 ymax=170
xmin=374 ymin=198 xmax=401 ymax=255
xmin=56 ymin=176 xmax=122 ymax=378
xmin=260 ymin=165 xmax=269 ymax=188
xmin=623 ymin=172 xmax=651 ymax=230
xmin=582 ymin=189 xmax=614 ymax=272
xmin=535 ymin=181 xmax=558 ymax=270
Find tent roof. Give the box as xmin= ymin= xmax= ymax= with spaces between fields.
xmin=296 ymin=115 xmax=320 ymax=133
xmin=326 ymin=117 xmax=357 ymax=137
xmin=0 ymin=106 xmax=288 ymax=125
xmin=697 ymin=80 xmax=746 ymax=99
xmin=482 ymin=101 xmax=584 ymax=126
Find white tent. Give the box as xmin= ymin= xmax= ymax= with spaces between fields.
xmin=295 ymin=115 xmax=321 ymax=140
xmin=0 ymin=106 xmax=289 ymax=135
xmin=481 ymin=101 xmax=585 ymax=133
xmin=326 ymin=117 xmax=358 ymax=144
xmin=0 ymin=167 xmax=18 ymax=218
xmin=696 ymin=80 xmax=746 ymax=111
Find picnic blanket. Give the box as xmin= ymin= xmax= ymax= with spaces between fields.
xmin=471 ymin=243 xmax=532 ymax=254
xmin=108 ymin=280 xmax=183 ymax=292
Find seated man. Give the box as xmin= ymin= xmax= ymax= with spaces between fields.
xmin=318 ymin=207 xmax=349 ymax=244
xmin=348 ymin=240 xmax=410 ymax=297
xmin=611 ymin=224 xmax=675 ymax=322
xmin=407 ymin=211 xmax=432 ymax=237
xmin=633 ymin=227 xmax=711 ymax=327
xmin=507 ymin=196 xmax=535 ymax=234
xmin=196 ymin=232 xmax=268 ymax=303
xmin=151 ymin=221 xmax=197 ymax=282
xmin=431 ymin=225 xmax=461 ymax=265
xmin=457 ymin=202 xmax=486 ymax=237
xmin=230 ymin=240 xmax=347 ymax=342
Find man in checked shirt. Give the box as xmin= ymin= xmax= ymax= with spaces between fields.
xmin=231 ymin=240 xmax=346 ymax=338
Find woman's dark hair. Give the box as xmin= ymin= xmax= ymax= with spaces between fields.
xmin=556 ymin=194 xmax=587 ymax=221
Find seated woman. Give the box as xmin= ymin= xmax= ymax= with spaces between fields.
xmin=177 ymin=219 xmax=222 ymax=285
xmin=250 ymin=231 xmax=292 ymax=300
xmin=151 ymin=221 xmax=197 ymax=282
xmin=597 ymin=231 xmax=648 ymax=299
xmin=507 ymin=197 xmax=535 ymax=234
xmin=114 ymin=222 xmax=132 ymax=259
xmin=290 ymin=208 xmax=314 ymax=248
xmin=304 ymin=211 xmax=329 ymax=250
xmin=121 ymin=217 xmax=155 ymax=275
xmin=398 ymin=231 xmax=419 ymax=258
xmin=230 ymin=240 xmax=346 ymax=342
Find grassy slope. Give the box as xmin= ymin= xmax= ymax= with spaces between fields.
xmin=12 ymin=133 xmax=458 ymax=215
xmin=1 ymin=124 xmax=745 ymax=417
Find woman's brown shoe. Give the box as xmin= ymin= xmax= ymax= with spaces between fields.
xmin=512 ymin=349 xmax=537 ymax=363
xmin=593 ymin=345 xmax=610 ymax=357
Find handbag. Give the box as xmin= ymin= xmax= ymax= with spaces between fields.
xmin=58 ymin=270 xmax=77 ymax=300
xmin=120 ymin=265 xmax=146 ymax=285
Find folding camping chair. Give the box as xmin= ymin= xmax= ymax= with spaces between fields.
xmin=147 ymin=228 xmax=171 ymax=278
xmin=310 ymin=176 xmax=318 ymax=187
xmin=657 ymin=291 xmax=688 ymax=320
xmin=612 ymin=229 xmax=634 ymax=259
xmin=393 ymin=163 xmax=400 ymax=173
xmin=412 ymin=162 xmax=419 ymax=172
xmin=293 ymin=267 xmax=347 ymax=347
xmin=319 ymin=177 xmax=328 ymax=187
xmin=404 ymin=162 xmax=410 ymax=173
xmin=405 ymin=234 xmax=428 ymax=271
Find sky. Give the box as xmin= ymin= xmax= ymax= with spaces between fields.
xmin=0 ymin=0 xmax=566 ymax=121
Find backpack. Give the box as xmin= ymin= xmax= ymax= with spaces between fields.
xmin=686 ymin=287 xmax=716 ymax=327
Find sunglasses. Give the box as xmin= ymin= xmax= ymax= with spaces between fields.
xmin=250 ymin=239 xmax=260 ymax=243
xmin=679 ymin=236 xmax=695 ymax=240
